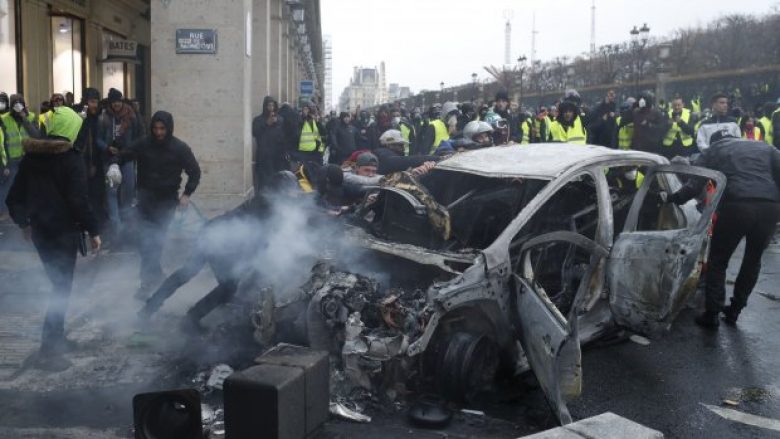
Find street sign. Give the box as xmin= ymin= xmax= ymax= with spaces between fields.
xmin=176 ymin=29 xmax=218 ymax=54
xmin=299 ymin=80 xmax=314 ymax=96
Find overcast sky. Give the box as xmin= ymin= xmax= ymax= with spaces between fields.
xmin=321 ymin=0 xmax=778 ymax=106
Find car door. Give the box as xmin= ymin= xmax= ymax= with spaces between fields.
xmin=511 ymin=231 xmax=609 ymax=425
xmin=607 ymin=164 xmax=726 ymax=335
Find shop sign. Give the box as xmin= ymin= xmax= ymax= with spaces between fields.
xmin=107 ymin=39 xmax=137 ymax=59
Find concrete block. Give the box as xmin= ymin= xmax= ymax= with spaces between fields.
xmin=255 ymin=344 xmax=330 ymax=436
xmin=521 ymin=412 xmax=664 ymax=439
xmin=224 ymin=363 xmax=306 ymax=439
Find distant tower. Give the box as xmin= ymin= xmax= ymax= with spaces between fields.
xmin=590 ymin=0 xmax=596 ymax=55
xmin=379 ymin=61 xmax=387 ymax=104
xmin=503 ymin=9 xmax=514 ymax=66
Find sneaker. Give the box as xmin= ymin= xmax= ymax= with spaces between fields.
xmin=721 ymin=305 xmax=741 ymax=325
xmin=695 ymin=312 xmax=720 ymax=329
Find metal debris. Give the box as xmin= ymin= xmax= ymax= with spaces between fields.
xmin=206 ymin=364 xmax=234 ymax=391
xmin=629 ymin=334 xmax=651 ymax=346
xmin=722 ymin=399 xmax=739 ymax=406
xmin=758 ymin=291 xmax=780 ymax=301
xmin=461 ymin=409 xmax=485 ymax=416
xmin=330 ymin=402 xmax=372 ymax=423
xmin=703 ymin=403 xmax=780 ymax=432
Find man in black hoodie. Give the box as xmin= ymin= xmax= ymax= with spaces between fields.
xmin=6 ymin=106 xmax=101 ymax=371
xmin=75 ymin=88 xmax=107 ymax=228
xmin=328 ymin=112 xmax=358 ymax=165
xmin=252 ymin=96 xmax=288 ymax=191
xmin=112 ymin=111 xmax=201 ymax=293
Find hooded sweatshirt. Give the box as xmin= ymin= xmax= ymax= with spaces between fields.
xmin=6 ymin=107 xmax=99 ymax=237
xmin=252 ymin=96 xmax=287 ymax=156
xmin=118 ymin=111 xmax=201 ymax=197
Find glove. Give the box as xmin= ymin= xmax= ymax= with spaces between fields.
xmin=106 ymin=164 xmax=122 ymax=186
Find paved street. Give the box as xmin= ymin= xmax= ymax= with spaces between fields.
xmin=0 ymin=220 xmax=778 ymax=438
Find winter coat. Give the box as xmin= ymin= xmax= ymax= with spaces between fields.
xmin=98 ymin=102 xmax=142 ymax=152
xmin=116 ymin=111 xmax=201 ymax=198
xmin=695 ymin=115 xmax=741 ymax=152
xmin=672 ymin=137 xmax=780 ymax=205
xmin=629 ymin=107 xmax=669 ymax=154
xmin=329 ymin=121 xmax=358 ymax=163
xmin=373 ymin=147 xmax=435 ymax=175
xmin=586 ymin=100 xmax=618 ymax=147
xmin=6 ymin=137 xmax=99 ymax=237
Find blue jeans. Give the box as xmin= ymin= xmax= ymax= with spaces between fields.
xmin=106 ymin=161 xmax=136 ymax=229
xmin=0 ymin=160 xmax=21 ymax=215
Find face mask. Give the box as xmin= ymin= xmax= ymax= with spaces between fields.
xmin=624 ymin=169 xmax=638 ymax=181
xmin=0 ymin=102 xmax=6 ymax=111
xmin=13 ymin=103 xmax=24 ymax=113
xmin=638 ymin=98 xmax=646 ymax=108
xmin=391 ymin=116 xmax=401 ymax=126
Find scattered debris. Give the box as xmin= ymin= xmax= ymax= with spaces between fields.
xmin=629 ymin=334 xmax=651 ymax=346
xmin=330 ymin=401 xmax=372 ymax=423
xmin=722 ymin=386 xmax=773 ymax=404
xmin=408 ymin=399 xmax=453 ymax=429
xmin=206 ymin=364 xmax=234 ymax=391
xmin=461 ymin=409 xmax=485 ymax=416
xmin=703 ymin=403 xmax=780 ymax=432
xmin=758 ymin=291 xmax=780 ymax=302
xmin=722 ymin=399 xmax=739 ymax=407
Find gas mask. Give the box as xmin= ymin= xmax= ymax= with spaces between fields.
xmin=12 ymin=103 xmax=24 ymax=113
xmin=638 ymin=98 xmax=647 ymax=109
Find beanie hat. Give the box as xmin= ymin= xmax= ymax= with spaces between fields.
xmin=107 ymin=88 xmax=123 ymax=103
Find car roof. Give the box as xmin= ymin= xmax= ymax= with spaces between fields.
xmin=434 ymin=143 xmax=665 ymax=180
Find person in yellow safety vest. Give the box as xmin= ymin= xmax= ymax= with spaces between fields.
xmin=425 ymin=101 xmax=457 ymax=154
xmin=660 ymin=97 xmax=696 ymax=159
xmin=513 ymin=115 xmax=532 ymax=144
xmin=772 ymin=104 xmax=780 ymax=149
xmin=531 ymin=106 xmax=551 ymax=143
xmin=295 ymin=102 xmax=325 ymax=164
xmin=689 ymin=96 xmax=701 ymax=114
xmin=38 ymin=93 xmax=67 ymax=137
xmin=548 ymin=101 xmax=587 ymax=144
xmin=614 ymin=97 xmax=636 ymax=150
xmin=0 ymin=94 xmax=39 ymax=219
xmin=757 ymin=102 xmax=775 ymax=147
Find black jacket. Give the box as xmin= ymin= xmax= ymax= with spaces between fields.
xmin=6 ymin=137 xmax=99 ymax=237
xmin=118 ymin=111 xmax=201 ymax=197
xmin=252 ymin=97 xmax=287 ymax=158
xmin=586 ymin=100 xmax=618 ymax=147
xmin=673 ymin=137 xmax=780 ymax=205
xmin=374 ymin=147 xmax=435 ymax=175
xmin=329 ymin=121 xmax=358 ymax=163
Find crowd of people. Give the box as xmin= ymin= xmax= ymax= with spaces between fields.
xmin=250 ymin=89 xmax=780 ymax=195
xmin=2 ymin=82 xmax=779 ymax=370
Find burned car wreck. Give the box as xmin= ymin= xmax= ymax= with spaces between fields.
xmin=244 ymin=143 xmax=725 ymax=425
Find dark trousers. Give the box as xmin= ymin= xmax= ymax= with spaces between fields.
xmin=142 ymin=250 xmax=239 ymax=322
xmin=704 ymin=201 xmax=780 ymax=313
xmin=32 ymin=231 xmax=78 ymax=351
xmin=137 ymin=191 xmax=178 ymax=286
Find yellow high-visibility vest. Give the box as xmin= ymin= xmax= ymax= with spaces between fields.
xmin=429 ymin=119 xmax=449 ymax=153
xmin=400 ymin=123 xmax=411 ymax=156
xmin=663 ymin=108 xmax=694 ymax=147
xmin=759 ymin=115 xmax=773 ymax=146
xmin=517 ymin=119 xmax=531 ymax=144
xmin=0 ymin=112 xmax=37 ymax=160
xmin=549 ymin=116 xmax=586 ymax=144
xmin=616 ymin=116 xmax=634 ymax=150
xmin=298 ymin=120 xmax=323 ymax=152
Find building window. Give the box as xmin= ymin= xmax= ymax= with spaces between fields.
xmin=0 ymin=0 xmax=16 ymax=93
xmin=51 ymin=16 xmax=83 ymax=99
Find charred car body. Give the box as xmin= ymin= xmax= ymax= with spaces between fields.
xmin=251 ymin=143 xmax=725 ymax=424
